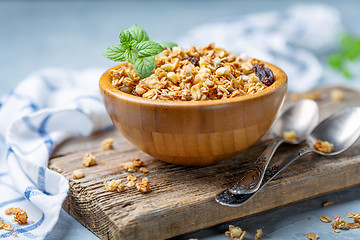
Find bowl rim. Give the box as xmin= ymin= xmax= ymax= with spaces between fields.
xmin=99 ymin=59 xmax=287 ymax=107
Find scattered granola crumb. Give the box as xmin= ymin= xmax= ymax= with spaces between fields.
xmin=117 ymin=184 xmax=126 ymax=192
xmin=322 ymin=201 xmax=334 ymax=207
xmin=320 ymin=216 xmax=332 ymax=223
xmin=104 ymin=179 xmax=123 ymax=192
xmin=330 ymin=89 xmax=344 ymax=101
xmin=334 ymin=229 xmax=340 ymax=233
xmin=121 ymin=158 xmax=144 ymax=172
xmin=14 ymin=209 xmax=28 ymax=224
xmin=347 ymin=213 xmax=360 ymax=223
xmin=314 ymin=140 xmax=334 ymax=153
xmin=30 ymin=220 xmax=34 ymax=224
xmin=0 ymin=220 xmax=3 ymax=229
xmin=140 ymin=167 xmax=149 ymax=173
xmin=306 ymin=232 xmax=319 ymax=240
xmin=255 ymin=228 xmax=263 ymax=239
xmin=225 ymin=225 xmax=246 ymax=240
xmin=72 ymin=169 xmax=85 ymax=179
xmin=348 ymin=222 xmax=360 ymax=229
xmin=283 ymin=131 xmax=297 ymax=141
xmin=136 ymin=177 xmax=151 ymax=193
xmin=3 ymin=224 xmax=13 ymax=231
xmin=101 ymin=138 xmax=114 ymax=150
xmin=126 ymin=180 xmax=136 ymax=188
xmin=127 ymin=175 xmax=137 ymax=182
xmin=12 ymin=232 xmax=18 ymax=237
xmin=308 ymin=217 xmax=312 ymax=220
xmin=132 ymin=158 xmax=144 ymax=167
xmin=331 ymin=216 xmax=347 ymax=230
xmin=82 ymin=153 xmax=97 ymax=167
xmin=5 ymin=208 xmax=28 ymax=225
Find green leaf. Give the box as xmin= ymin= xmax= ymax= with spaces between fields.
xmin=119 ymin=29 xmax=134 ymax=43
xmin=128 ymin=24 xmax=149 ymax=42
xmin=133 ymin=41 xmax=164 ymax=57
xmin=160 ymin=42 xmax=178 ymax=49
xmin=103 ymin=44 xmax=128 ymax=62
xmin=133 ymin=56 xmax=156 ymax=78
xmin=124 ymin=48 xmax=138 ymax=64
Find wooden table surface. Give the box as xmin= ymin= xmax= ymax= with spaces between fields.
xmin=49 ymin=87 xmax=360 ymax=240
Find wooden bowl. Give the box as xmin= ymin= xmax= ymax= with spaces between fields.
xmin=99 ymin=61 xmax=287 ymax=166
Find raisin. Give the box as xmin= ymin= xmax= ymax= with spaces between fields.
xmin=182 ymin=56 xmax=199 ymax=66
xmin=132 ymin=89 xmax=140 ymax=97
xmin=253 ymin=64 xmax=275 ymax=86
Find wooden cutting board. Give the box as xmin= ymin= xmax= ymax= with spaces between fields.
xmin=49 ymin=87 xmax=360 ymax=240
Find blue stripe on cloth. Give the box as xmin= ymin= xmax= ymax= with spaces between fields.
xmin=0 ymin=213 xmax=45 ymax=238
xmin=39 ymin=74 xmax=57 ymax=91
xmin=0 ymin=134 xmax=4 ymax=143
xmin=6 ymin=147 xmax=14 ymax=159
xmin=37 ymin=166 xmax=46 ymax=193
xmin=0 ymin=172 xmax=8 ymax=177
xmin=24 ymin=186 xmax=42 ymax=200
xmin=0 ymin=197 xmax=25 ymax=208
xmin=22 ymin=115 xmax=54 ymax=154
xmin=20 ymin=102 xmax=39 ymax=111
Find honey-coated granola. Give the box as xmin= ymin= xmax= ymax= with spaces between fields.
xmin=110 ymin=43 xmax=272 ymax=101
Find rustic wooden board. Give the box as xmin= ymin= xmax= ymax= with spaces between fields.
xmin=49 ymin=87 xmax=360 ymax=240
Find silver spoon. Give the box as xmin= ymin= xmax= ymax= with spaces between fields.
xmin=229 ymin=99 xmax=320 ymax=195
xmin=216 ymin=106 xmax=360 ymax=207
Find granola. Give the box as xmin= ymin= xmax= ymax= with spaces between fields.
xmin=283 ymin=131 xmax=297 ymax=141
xmin=331 ymin=216 xmax=347 ymax=230
xmin=5 ymin=207 xmax=28 ymax=225
xmin=121 ymin=158 xmax=144 ymax=172
xmin=314 ymin=140 xmax=334 ymax=153
xmin=72 ymin=169 xmax=85 ymax=179
xmin=225 ymin=225 xmax=246 ymax=240
xmin=254 ymin=228 xmax=263 ymax=239
xmin=82 ymin=153 xmax=97 ymax=167
xmin=319 ymin=215 xmax=332 ymax=223
xmin=306 ymin=232 xmax=319 ymax=240
xmin=110 ymin=43 xmax=272 ymax=101
xmin=136 ymin=177 xmax=151 ymax=193
xmin=101 ymin=138 xmax=114 ymax=150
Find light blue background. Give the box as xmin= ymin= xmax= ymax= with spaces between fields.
xmin=1 ymin=1 xmax=360 ymax=239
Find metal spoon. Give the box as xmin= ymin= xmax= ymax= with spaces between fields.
xmin=229 ymin=99 xmax=320 ymax=195
xmin=216 ymin=106 xmax=360 ymax=207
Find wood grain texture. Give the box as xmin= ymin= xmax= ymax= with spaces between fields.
xmin=99 ymin=60 xmax=287 ymax=165
xmin=49 ymin=87 xmax=360 ymax=240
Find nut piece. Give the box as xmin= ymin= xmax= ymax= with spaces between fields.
xmin=347 ymin=213 xmax=360 ymax=223
xmin=314 ymin=140 xmax=334 ymax=153
xmin=5 ymin=207 xmax=21 ymax=215
xmin=330 ymin=89 xmax=344 ymax=101
xmin=104 ymin=179 xmax=123 ymax=192
xmin=82 ymin=153 xmax=97 ymax=167
xmin=348 ymin=222 xmax=360 ymax=229
xmin=215 ymin=67 xmax=229 ymax=77
xmin=225 ymin=225 xmax=246 ymax=240
xmin=306 ymin=232 xmax=319 ymax=240
xmin=331 ymin=216 xmax=347 ymax=230
xmin=72 ymin=169 xmax=85 ymax=179
xmin=140 ymin=167 xmax=149 ymax=173
xmin=101 ymin=138 xmax=114 ymax=150
xmin=3 ymin=224 xmax=13 ymax=231
xmin=167 ymin=72 xmax=179 ymax=84
xmin=322 ymin=201 xmax=334 ymax=207
xmin=255 ymin=228 xmax=263 ymax=239
xmin=136 ymin=177 xmax=151 ymax=193
xmin=320 ymin=216 xmax=332 ymax=223
xmin=14 ymin=209 xmax=28 ymax=224
xmin=283 ymin=131 xmax=297 ymax=141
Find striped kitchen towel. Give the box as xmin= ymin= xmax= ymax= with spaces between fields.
xmin=0 ymin=68 xmax=112 ymax=239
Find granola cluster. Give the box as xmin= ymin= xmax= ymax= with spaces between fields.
xmin=104 ymin=176 xmax=151 ymax=193
xmin=5 ymin=207 xmax=28 ymax=225
xmin=319 ymin=212 xmax=360 ymax=233
xmin=225 ymin=225 xmax=247 ymax=240
xmin=110 ymin=43 xmax=270 ymax=101
xmin=314 ymin=140 xmax=334 ymax=153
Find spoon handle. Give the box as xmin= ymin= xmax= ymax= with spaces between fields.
xmin=215 ymin=147 xmax=312 ymax=207
xmin=229 ymin=138 xmax=284 ymax=194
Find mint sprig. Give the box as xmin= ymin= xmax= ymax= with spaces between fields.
xmin=104 ymin=24 xmax=176 ymax=79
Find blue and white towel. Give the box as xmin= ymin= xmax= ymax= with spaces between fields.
xmin=0 ymin=68 xmax=111 ymax=239
xmin=177 ymin=4 xmax=343 ymax=92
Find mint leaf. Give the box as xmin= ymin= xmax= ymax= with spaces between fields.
xmin=128 ymin=24 xmax=149 ymax=42
xmin=124 ymin=49 xmax=138 ymax=64
xmin=133 ymin=41 xmax=164 ymax=57
xmin=119 ymin=29 xmax=134 ymax=43
xmin=103 ymin=44 xmax=128 ymax=62
xmin=133 ymin=56 xmax=156 ymax=79
xmin=160 ymin=42 xmax=178 ymax=49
